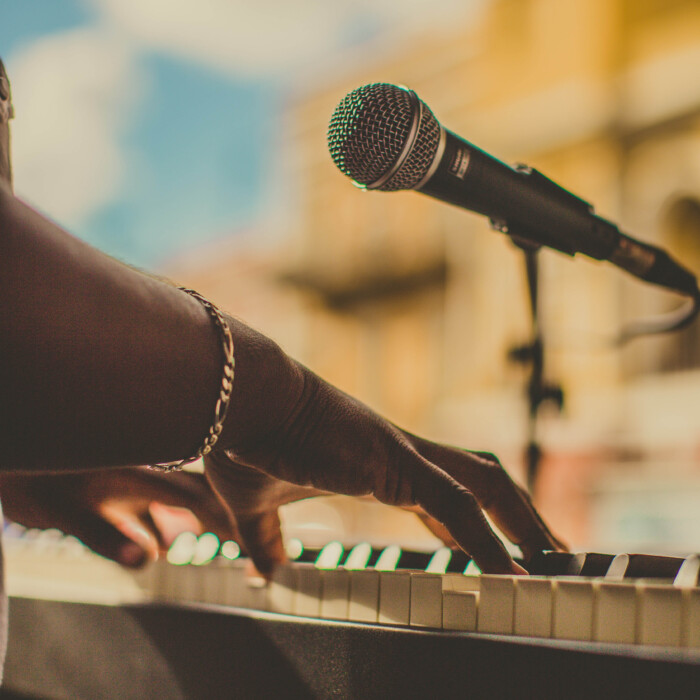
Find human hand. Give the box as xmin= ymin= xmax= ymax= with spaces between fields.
xmin=0 ymin=468 xmax=239 ymax=567
xmin=207 ymin=318 xmax=565 ymax=576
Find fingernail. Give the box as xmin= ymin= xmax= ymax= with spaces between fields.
xmin=119 ymin=542 xmax=147 ymax=568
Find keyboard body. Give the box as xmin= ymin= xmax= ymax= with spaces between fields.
xmin=5 ymin=596 xmax=700 ymax=700
xmin=3 ymin=539 xmax=700 ymax=699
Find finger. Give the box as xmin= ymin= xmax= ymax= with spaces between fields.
xmin=204 ymin=452 xmax=288 ymax=577
xmin=232 ymin=510 xmax=287 ymax=578
xmin=122 ymin=469 xmax=239 ymax=542
xmin=137 ymin=508 xmax=168 ymax=553
xmin=405 ymin=459 xmax=524 ymax=575
xmin=411 ymin=439 xmax=565 ymax=558
xmin=62 ymin=508 xmax=154 ymax=568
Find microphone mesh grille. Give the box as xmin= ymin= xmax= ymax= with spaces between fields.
xmin=327 ymin=83 xmax=441 ymax=192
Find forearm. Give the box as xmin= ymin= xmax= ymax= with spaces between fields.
xmin=0 ymin=189 xmax=224 ymax=471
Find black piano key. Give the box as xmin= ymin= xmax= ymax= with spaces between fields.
xmin=396 ymin=550 xmax=434 ymax=571
xmin=525 ymin=551 xmax=581 ymax=576
xmin=620 ymin=553 xmax=685 ymax=579
xmin=578 ymin=552 xmax=616 ymax=576
xmin=445 ymin=550 xmax=472 ymax=573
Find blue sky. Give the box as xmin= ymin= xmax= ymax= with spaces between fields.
xmin=1 ymin=0 xmax=280 ymax=267
xmin=1 ymin=0 xmax=473 ymax=268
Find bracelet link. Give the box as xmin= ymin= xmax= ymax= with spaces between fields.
xmin=148 ymin=287 xmax=235 ymax=472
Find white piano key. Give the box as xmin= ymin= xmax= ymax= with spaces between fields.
xmin=637 ymin=581 xmax=683 ymax=647
xmin=553 ymin=579 xmax=596 ymax=641
xmin=197 ymin=559 xmax=226 ymax=604
xmin=246 ymin=575 xmax=269 ymax=611
xmin=513 ymin=577 xmax=553 ymax=638
xmin=294 ymin=564 xmax=322 ymax=617
xmin=268 ymin=564 xmax=296 ymax=614
xmin=477 ymin=575 xmax=516 ymax=635
xmin=190 ymin=533 xmax=220 ymax=566
xmin=375 ymin=545 xmax=401 ymax=571
xmin=442 ymin=590 xmax=478 ymax=631
xmin=166 ymin=532 xmax=198 ymax=566
xmin=674 ymin=554 xmax=700 ymax=588
xmin=320 ymin=568 xmax=350 ymax=620
xmin=604 ymin=553 xmax=629 ymax=581
xmin=344 ymin=543 xmax=372 ymax=570
xmin=409 ymin=573 xmax=443 ymax=628
xmin=171 ymin=565 xmax=201 ymax=603
xmin=129 ymin=559 xmax=165 ymax=598
xmin=594 ymin=582 xmax=638 ymax=645
xmin=684 ymin=588 xmax=700 ymax=648
xmin=348 ymin=570 xmax=380 ymax=623
xmin=378 ymin=571 xmax=412 ymax=625
xmin=425 ymin=547 xmax=452 ymax=574
xmin=219 ymin=540 xmax=241 ymax=561
xmin=315 ymin=541 xmax=345 ymax=570
xmin=223 ymin=559 xmax=249 ymax=607
xmin=463 ymin=560 xmax=481 ymax=576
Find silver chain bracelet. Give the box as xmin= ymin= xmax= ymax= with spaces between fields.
xmin=148 ymin=287 xmax=235 ymax=472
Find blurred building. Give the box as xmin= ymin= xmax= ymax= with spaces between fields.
xmin=167 ymin=0 xmax=700 ymax=553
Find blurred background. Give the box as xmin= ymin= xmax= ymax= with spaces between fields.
xmin=5 ymin=0 xmax=700 ymax=555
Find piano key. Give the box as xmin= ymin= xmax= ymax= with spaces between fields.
xmin=674 ymin=554 xmax=700 ymax=588
xmin=129 ymin=558 xmax=164 ymax=598
xmin=526 ymin=551 xmax=584 ymax=576
xmin=606 ymin=553 xmax=684 ymax=580
xmin=190 ymin=533 xmax=220 ymax=566
xmin=374 ymin=545 xmax=401 ymax=571
xmin=294 ymin=563 xmax=322 ymax=617
xmin=268 ymin=564 xmax=296 ymax=614
xmin=219 ymin=540 xmax=241 ymax=561
xmin=594 ymin=582 xmax=638 ymax=644
xmin=425 ymin=547 xmax=452 ymax=574
xmin=344 ymin=543 xmax=372 ymax=570
xmin=396 ymin=550 xmax=433 ymax=571
xmin=315 ymin=541 xmax=344 ymax=570
xmin=409 ymin=573 xmax=443 ymax=628
xmin=445 ymin=550 xmax=472 ymax=573
xmin=513 ymin=577 xmax=553 ymax=638
xmin=463 ymin=559 xmax=481 ymax=576
xmin=409 ymin=572 xmax=479 ymax=630
xmin=197 ymin=558 xmax=226 ymax=604
xmin=348 ymin=569 xmax=379 ymax=623
xmin=578 ymin=553 xmax=616 ymax=577
xmin=378 ymin=570 xmax=412 ymax=625
xmin=166 ymin=532 xmax=198 ymax=566
xmin=477 ymin=575 xmax=516 ymax=635
xmin=552 ymin=579 xmax=596 ymax=641
xmin=246 ymin=575 xmax=269 ymax=611
xmin=442 ymin=590 xmax=478 ymax=631
xmin=637 ymin=581 xmax=683 ymax=647
xmin=320 ymin=568 xmax=350 ymax=620
xmin=684 ymin=588 xmax=700 ymax=649
xmin=223 ymin=559 xmax=249 ymax=607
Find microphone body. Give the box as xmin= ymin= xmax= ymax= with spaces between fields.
xmin=328 ymin=84 xmax=697 ymax=297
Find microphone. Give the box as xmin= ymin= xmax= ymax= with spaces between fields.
xmin=327 ymin=83 xmax=698 ymax=297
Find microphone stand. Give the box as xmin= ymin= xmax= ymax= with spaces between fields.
xmin=507 ymin=237 xmax=565 ymax=492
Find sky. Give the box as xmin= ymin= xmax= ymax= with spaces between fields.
xmin=1 ymin=0 xmax=479 ymax=268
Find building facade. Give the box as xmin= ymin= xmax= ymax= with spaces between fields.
xmin=168 ymin=0 xmax=700 ymax=552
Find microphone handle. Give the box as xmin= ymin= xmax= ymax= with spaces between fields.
xmin=420 ymin=129 xmax=697 ymax=296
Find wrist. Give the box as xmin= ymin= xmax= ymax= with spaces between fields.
xmin=217 ymin=315 xmax=305 ymax=458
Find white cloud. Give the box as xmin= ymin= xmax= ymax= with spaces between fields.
xmin=89 ymin=0 xmax=483 ymax=78
xmin=7 ymin=28 xmax=139 ymax=227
